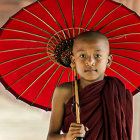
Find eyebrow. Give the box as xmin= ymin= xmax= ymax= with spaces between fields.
xmin=77 ymin=49 xmax=101 ymax=52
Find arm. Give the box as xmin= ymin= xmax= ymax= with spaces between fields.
xmin=47 ymin=85 xmax=88 ymax=140
xmin=47 ymin=86 xmax=66 ymax=140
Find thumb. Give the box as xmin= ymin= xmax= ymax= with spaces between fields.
xmin=85 ymin=127 xmax=89 ymax=132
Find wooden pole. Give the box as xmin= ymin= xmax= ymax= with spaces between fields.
xmin=73 ymin=67 xmax=80 ymax=123
xmin=73 ymin=68 xmax=83 ymax=140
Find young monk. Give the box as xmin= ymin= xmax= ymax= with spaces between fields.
xmin=47 ymin=31 xmax=133 ymax=140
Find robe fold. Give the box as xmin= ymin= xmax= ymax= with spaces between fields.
xmin=61 ymin=76 xmax=133 ymax=140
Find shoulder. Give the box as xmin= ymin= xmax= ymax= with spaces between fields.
xmin=105 ymin=76 xmax=127 ymax=90
xmin=53 ymin=81 xmax=75 ymax=104
xmin=57 ymin=81 xmax=74 ymax=89
xmin=105 ymin=76 xmax=132 ymax=94
xmin=105 ymin=76 xmax=125 ymax=86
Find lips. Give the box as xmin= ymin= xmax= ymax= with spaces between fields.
xmin=84 ymin=69 xmax=97 ymax=72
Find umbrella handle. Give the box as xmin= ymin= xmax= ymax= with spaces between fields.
xmin=74 ymin=68 xmax=80 ymax=123
xmin=76 ymin=137 xmax=83 ymax=140
xmin=73 ymin=68 xmax=84 ymax=140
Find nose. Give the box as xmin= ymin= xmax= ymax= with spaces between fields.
xmin=86 ymin=56 xmax=95 ymax=66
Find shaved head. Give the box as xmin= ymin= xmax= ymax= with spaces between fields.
xmin=73 ymin=31 xmax=110 ymax=54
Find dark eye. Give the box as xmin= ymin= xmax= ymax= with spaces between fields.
xmin=95 ymin=54 xmax=101 ymax=58
xmin=80 ymin=54 xmax=86 ymax=58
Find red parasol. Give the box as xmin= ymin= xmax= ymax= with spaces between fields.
xmin=0 ymin=0 xmax=140 ymax=112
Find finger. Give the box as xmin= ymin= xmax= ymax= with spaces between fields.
xmin=70 ymin=123 xmax=83 ymax=127
xmin=70 ymin=125 xmax=82 ymax=129
xmin=69 ymin=126 xmax=85 ymax=132
xmin=69 ymin=128 xmax=85 ymax=134
xmin=70 ymin=123 xmax=85 ymax=131
xmin=69 ymin=126 xmax=83 ymax=131
xmin=69 ymin=129 xmax=86 ymax=138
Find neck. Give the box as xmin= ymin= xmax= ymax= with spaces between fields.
xmin=79 ymin=76 xmax=104 ymax=91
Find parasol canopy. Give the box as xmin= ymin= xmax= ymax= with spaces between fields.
xmin=0 ymin=0 xmax=140 ymax=111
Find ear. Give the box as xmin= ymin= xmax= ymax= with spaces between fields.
xmin=70 ymin=55 xmax=76 ymax=69
xmin=107 ymin=55 xmax=112 ymax=67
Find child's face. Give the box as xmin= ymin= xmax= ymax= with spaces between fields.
xmin=71 ymin=38 xmax=112 ymax=82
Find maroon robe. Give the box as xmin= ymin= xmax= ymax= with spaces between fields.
xmin=61 ymin=76 xmax=133 ymax=140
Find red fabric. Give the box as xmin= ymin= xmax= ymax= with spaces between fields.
xmin=0 ymin=0 xmax=139 ymax=110
xmin=61 ymin=76 xmax=133 ymax=140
